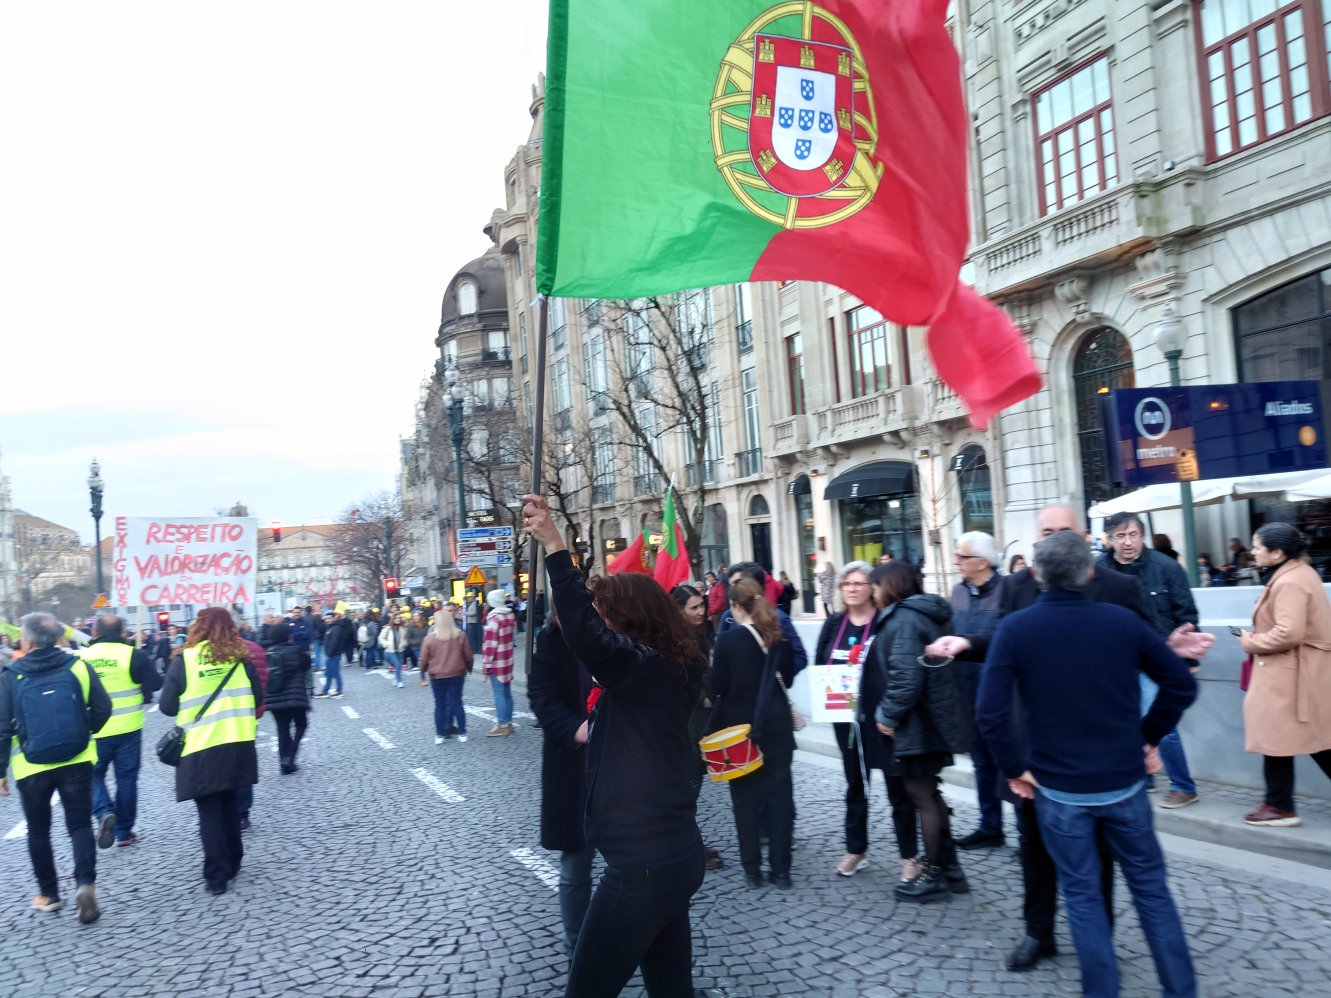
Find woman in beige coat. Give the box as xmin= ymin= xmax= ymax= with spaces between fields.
xmin=1238 ymin=522 xmax=1331 ymax=827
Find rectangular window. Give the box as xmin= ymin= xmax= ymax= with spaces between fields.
xmin=485 ymin=329 xmax=510 ymax=361
xmin=846 ymin=305 xmax=891 ymax=397
xmin=1198 ymin=1 xmax=1329 ymax=160
xmin=551 ymin=357 xmax=571 ymax=413
xmin=592 ymin=428 xmax=617 ymax=503
xmin=518 ymin=312 xmax=528 ymax=374
xmin=786 ymin=332 xmax=806 ymax=415
xmin=704 ymin=383 xmax=723 ymax=483
xmin=735 ymin=284 xmax=754 ymax=354
xmin=550 ymin=298 xmax=567 ymax=350
xmin=585 ymin=330 xmax=607 ymax=410
xmin=1033 ymin=55 xmax=1118 ymax=214
xmin=739 ymin=369 xmax=762 ymax=476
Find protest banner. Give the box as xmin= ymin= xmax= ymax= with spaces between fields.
xmin=112 ymin=516 xmax=258 ymax=608
xmin=806 ymin=663 xmax=862 ymax=725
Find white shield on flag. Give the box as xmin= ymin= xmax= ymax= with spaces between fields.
xmin=771 ymin=65 xmax=838 ymax=171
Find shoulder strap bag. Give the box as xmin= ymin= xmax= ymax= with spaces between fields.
xmin=156 ymin=661 xmax=241 ymax=767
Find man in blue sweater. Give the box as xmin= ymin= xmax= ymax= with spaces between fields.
xmin=977 ymin=531 xmax=1197 ymax=998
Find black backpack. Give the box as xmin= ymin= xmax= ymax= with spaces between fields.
xmin=9 ymin=658 xmax=91 ymax=765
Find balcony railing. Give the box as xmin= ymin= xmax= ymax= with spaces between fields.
xmin=592 ymin=481 xmax=617 ymax=503
xmin=734 ymin=448 xmax=762 ymax=477
xmin=633 ymin=472 xmax=662 ymax=496
xmin=481 ymin=347 xmax=511 ymax=364
xmin=737 ymin=319 xmax=753 ymax=354
xmin=685 ymin=460 xmax=719 ymax=487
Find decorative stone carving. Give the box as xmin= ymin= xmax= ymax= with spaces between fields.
xmin=1054 ymin=274 xmax=1093 ymax=322
xmin=1004 ymin=294 xmax=1039 ymax=337
xmin=1129 ymin=246 xmax=1186 ymax=303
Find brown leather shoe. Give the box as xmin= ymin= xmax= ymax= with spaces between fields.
xmin=1244 ymin=803 xmax=1301 ymax=827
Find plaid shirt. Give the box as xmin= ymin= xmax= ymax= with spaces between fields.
xmin=482 ymin=607 xmax=516 ymax=682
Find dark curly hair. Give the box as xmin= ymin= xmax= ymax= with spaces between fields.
xmin=589 ymin=573 xmax=705 ymax=668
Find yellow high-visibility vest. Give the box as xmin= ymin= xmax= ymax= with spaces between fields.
xmin=78 ymin=643 xmax=143 ymax=738
xmin=8 ymin=659 xmax=97 ymax=781
xmin=179 ymin=645 xmax=256 ymax=758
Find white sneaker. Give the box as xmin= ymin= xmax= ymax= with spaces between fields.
xmin=395 ymin=682 xmax=404 ymax=688
xmin=457 ymin=735 xmax=468 ymax=743
xmin=435 ymin=736 xmax=445 ymax=745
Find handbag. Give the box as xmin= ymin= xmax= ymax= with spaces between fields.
xmin=156 ymin=662 xmax=241 ymax=766
xmin=775 ymin=671 xmax=807 ymax=732
xmin=1239 ymin=653 xmax=1254 ymax=692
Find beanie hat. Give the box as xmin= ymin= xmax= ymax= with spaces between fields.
xmin=486 ymin=589 xmax=509 ymax=610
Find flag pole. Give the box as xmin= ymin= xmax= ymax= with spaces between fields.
xmin=523 ymin=295 xmax=550 ymax=677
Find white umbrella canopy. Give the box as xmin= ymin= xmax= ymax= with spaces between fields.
xmin=1087 ymin=468 xmax=1331 ymax=518
xmin=1282 ymin=471 xmax=1331 ymax=501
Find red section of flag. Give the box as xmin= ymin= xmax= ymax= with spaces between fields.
xmin=607 ymin=532 xmax=653 ymax=575
xmin=749 ymin=0 xmax=1040 ymax=426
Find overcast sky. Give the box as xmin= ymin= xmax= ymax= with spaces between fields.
xmin=1 ymin=1 xmax=547 ymax=542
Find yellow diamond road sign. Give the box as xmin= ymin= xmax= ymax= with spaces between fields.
xmin=92 ymin=593 xmax=110 ymax=609
xmin=464 ymin=566 xmax=488 ymax=586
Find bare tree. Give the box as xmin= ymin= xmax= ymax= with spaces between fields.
xmin=584 ymin=293 xmax=719 ymax=577
xmin=333 ymin=492 xmax=406 ymax=599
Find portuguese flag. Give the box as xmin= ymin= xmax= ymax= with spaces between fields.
xmin=538 ymin=0 xmax=1041 ymax=426
xmin=606 ymin=532 xmax=653 ymax=576
xmin=653 ymin=489 xmax=692 ymax=590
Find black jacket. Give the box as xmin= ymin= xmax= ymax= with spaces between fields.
xmin=1001 ymin=565 xmax=1148 ymax=619
xmin=547 ymin=550 xmax=701 ymax=867
xmin=323 ymin=617 xmax=355 ymax=659
xmin=160 ymin=651 xmax=262 ymax=802
xmin=0 ymin=648 xmax=113 ymax=779
xmin=263 ymin=643 xmax=311 ymax=712
xmin=527 ymin=622 xmax=591 ymax=853
xmin=872 ymin=595 xmax=970 ymax=757
xmin=710 ymin=625 xmax=796 ymax=760
xmin=814 ymin=611 xmax=885 ymax=766
xmin=1095 ymin=549 xmax=1198 ymax=639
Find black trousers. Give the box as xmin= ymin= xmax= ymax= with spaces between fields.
xmin=270 ymin=708 xmax=308 ymax=764
xmin=1016 ymin=797 xmax=1114 ymax=944
xmin=834 ymin=722 xmax=917 ymax=858
xmin=18 ymin=762 xmax=96 ymax=897
xmin=194 ymin=789 xmax=244 ymax=889
xmin=1264 ymin=750 xmax=1331 ymax=812
xmin=565 ymin=843 xmax=705 ymax=998
xmin=729 ymin=751 xmax=794 ymax=878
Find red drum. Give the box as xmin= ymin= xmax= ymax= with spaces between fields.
xmin=699 ymin=724 xmax=764 ymax=782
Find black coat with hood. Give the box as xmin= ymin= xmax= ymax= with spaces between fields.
xmin=527 ymin=620 xmax=592 ymax=853
xmin=872 ymin=594 xmax=972 ymax=757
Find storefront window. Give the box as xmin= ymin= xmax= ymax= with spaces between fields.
xmin=952 ymin=445 xmax=994 ymax=534
xmin=1235 ymin=269 xmax=1331 ymax=381
xmin=839 ymin=494 xmax=923 ymax=566
xmin=701 ymin=503 xmax=730 ymax=573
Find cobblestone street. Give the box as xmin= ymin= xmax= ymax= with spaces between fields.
xmin=2 ymin=663 xmax=1330 ymax=997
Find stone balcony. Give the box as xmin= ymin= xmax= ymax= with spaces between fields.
xmin=771 ymin=381 xmax=970 ymax=459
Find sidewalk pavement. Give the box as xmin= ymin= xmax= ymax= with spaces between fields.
xmin=795 ymin=720 xmax=1331 ymax=869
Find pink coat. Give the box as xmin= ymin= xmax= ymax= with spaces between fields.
xmin=1240 ymin=559 xmax=1331 ymax=757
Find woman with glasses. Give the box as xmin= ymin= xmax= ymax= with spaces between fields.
xmin=815 ymin=562 xmax=918 ymax=882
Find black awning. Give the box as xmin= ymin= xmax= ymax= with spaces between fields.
xmin=823 ymin=461 xmax=915 ymax=501
xmin=787 ymin=473 xmax=811 ymax=496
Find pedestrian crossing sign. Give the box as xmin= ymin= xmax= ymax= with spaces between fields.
xmin=92 ymin=593 xmax=110 ymax=609
xmin=464 ymin=566 xmax=488 ymax=586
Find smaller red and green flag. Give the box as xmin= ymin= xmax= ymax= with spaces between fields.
xmin=607 ymin=532 xmax=653 ymax=576
xmin=653 ymin=489 xmax=692 ymax=590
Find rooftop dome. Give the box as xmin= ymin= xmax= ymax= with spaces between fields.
xmin=440 ymin=246 xmax=508 ymax=330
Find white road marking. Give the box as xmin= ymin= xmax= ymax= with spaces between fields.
xmin=362 ymin=727 xmax=394 ymax=750
xmin=465 ymin=706 xmax=496 ymax=723
xmin=371 ymin=670 xmax=396 ymax=682
xmin=341 ymin=705 xmax=360 ymax=719
xmin=410 ymin=767 xmax=465 ymax=803
xmin=147 ymin=704 xmax=159 ymax=714
xmin=510 ymin=848 xmax=559 ymax=891
xmin=4 ymin=820 xmax=27 ymax=841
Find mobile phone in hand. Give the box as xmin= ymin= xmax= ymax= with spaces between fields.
xmin=1228 ymin=625 xmax=1244 ymax=636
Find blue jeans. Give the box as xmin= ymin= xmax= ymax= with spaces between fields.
xmin=431 ymin=676 xmax=466 ymax=736
xmin=559 ymin=847 xmax=595 ymax=958
xmin=490 ymin=675 xmax=514 ymax=725
xmin=1037 ymin=787 xmax=1195 ymax=998
xmin=362 ymin=644 xmax=382 ymax=668
xmin=1140 ymin=674 xmax=1195 ymax=794
xmin=93 ymin=729 xmax=142 ymax=840
xmin=466 ymin=621 xmax=484 ymax=649
xmin=385 ymin=650 xmax=403 ymax=683
xmin=321 ymin=654 xmax=343 ymax=694
xmin=970 ymin=733 xmax=1004 ymax=835
xmin=311 ymin=639 xmax=323 ymax=670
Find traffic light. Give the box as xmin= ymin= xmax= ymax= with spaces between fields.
xmin=156 ymin=611 xmax=170 ymax=630
xmin=271 ymin=520 xmax=282 ymax=544
xmin=384 ymin=577 xmax=399 ymax=597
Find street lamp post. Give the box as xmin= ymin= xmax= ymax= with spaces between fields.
xmin=441 ymin=360 xmax=468 ymax=530
xmin=1154 ymin=306 xmax=1200 ymax=587
xmin=88 ymin=459 xmax=105 ymax=596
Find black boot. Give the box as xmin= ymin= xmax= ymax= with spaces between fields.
xmin=894 ymin=862 xmax=950 ymax=902
xmin=941 ymin=861 xmax=969 ymax=893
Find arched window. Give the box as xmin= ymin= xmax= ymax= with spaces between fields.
xmin=951 ymin=445 xmax=993 ymax=534
xmin=457 ymin=279 xmax=478 ymax=316
xmin=748 ymin=494 xmax=770 ymax=518
xmin=1073 ymin=327 xmax=1134 ymax=505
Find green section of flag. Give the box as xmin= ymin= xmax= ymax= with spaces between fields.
xmin=538 ymin=0 xmax=782 ymax=298
xmin=661 ymin=489 xmax=680 ymax=558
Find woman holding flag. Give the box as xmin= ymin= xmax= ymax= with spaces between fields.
xmin=521 ymin=491 xmax=707 ymax=998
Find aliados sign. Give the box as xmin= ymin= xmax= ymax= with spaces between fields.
xmin=1104 ymin=381 xmax=1329 ymax=487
